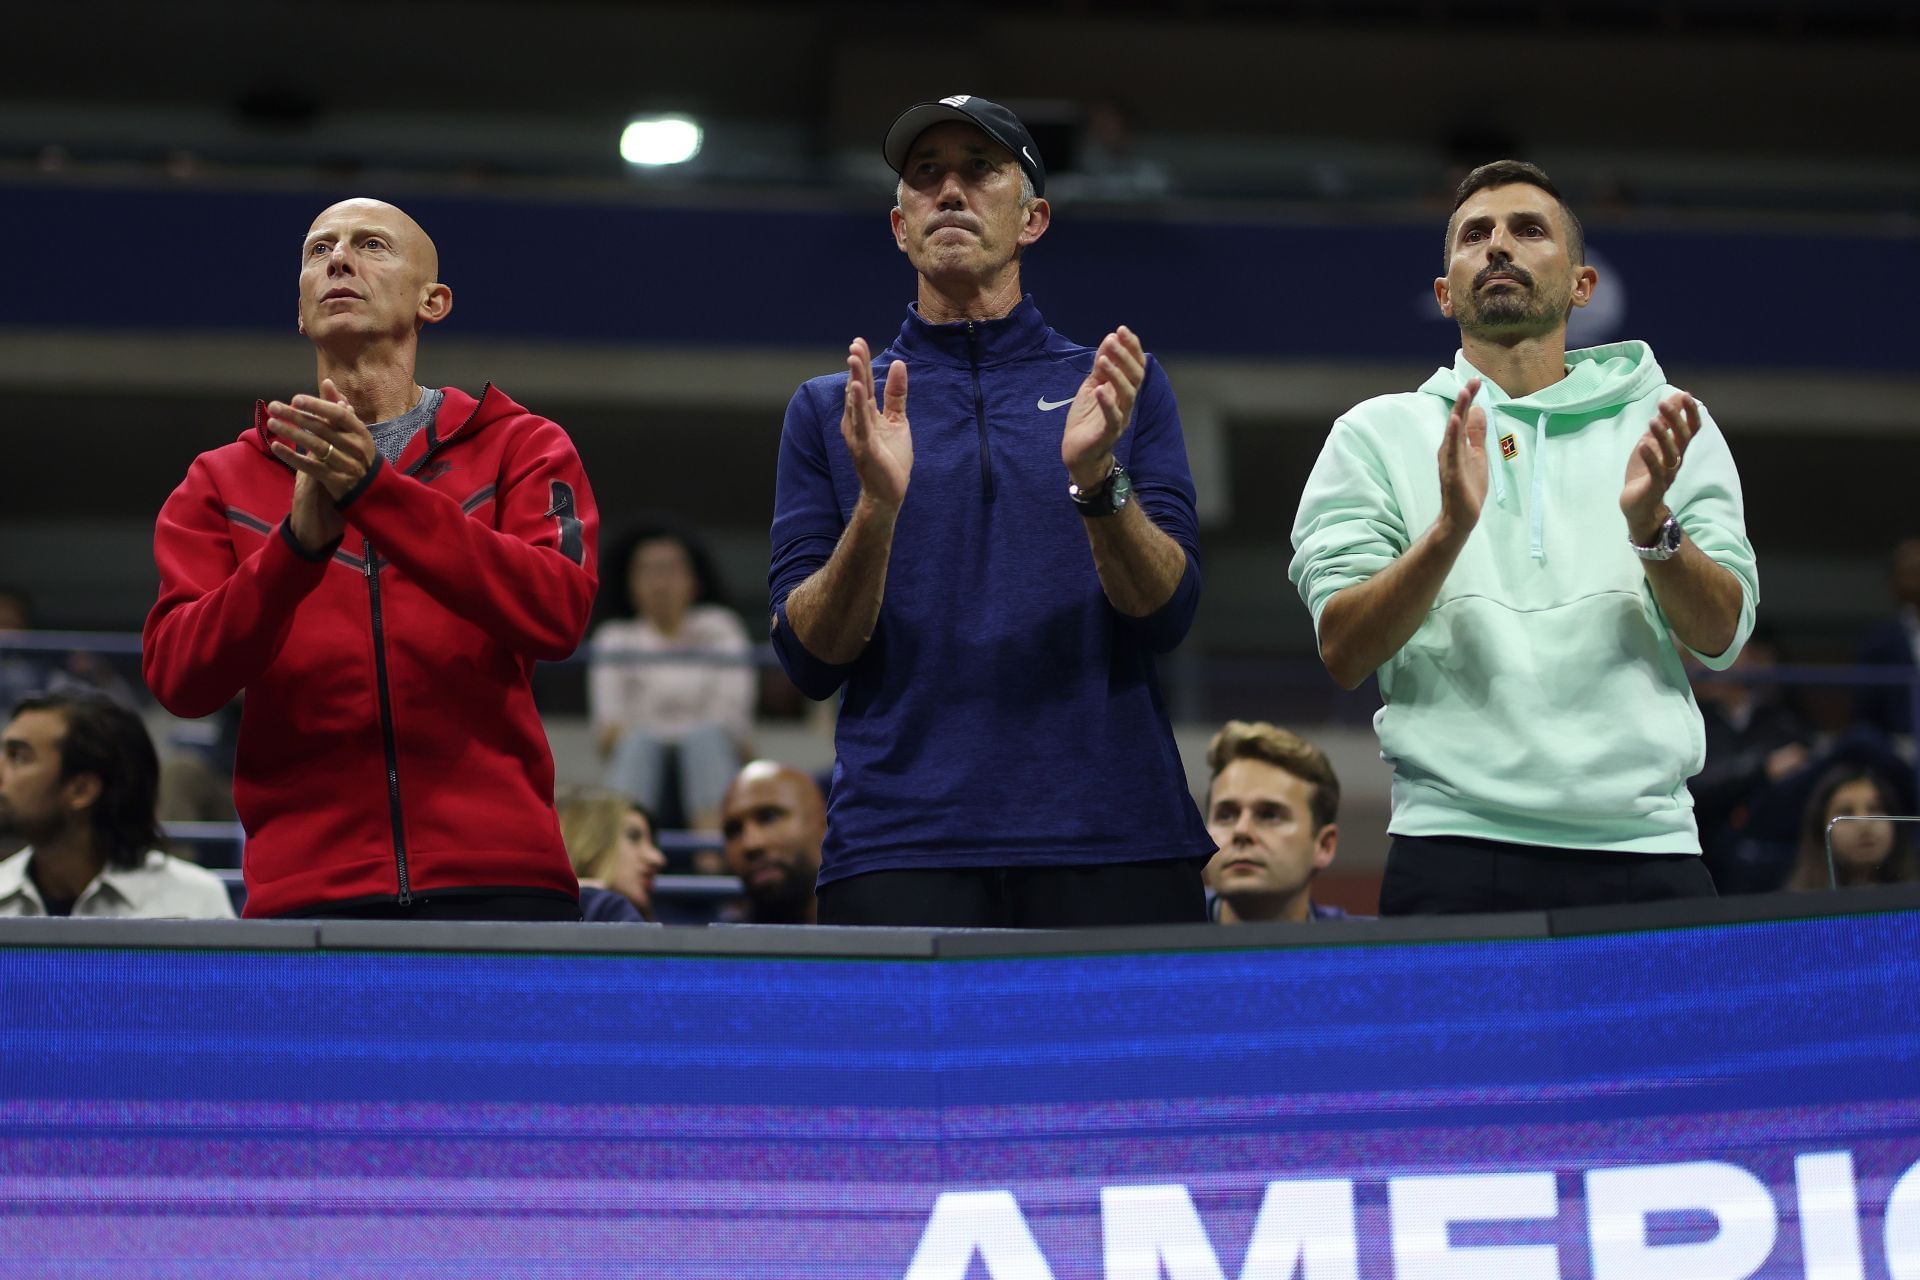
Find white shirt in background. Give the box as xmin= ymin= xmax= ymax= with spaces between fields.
xmin=0 ymin=848 xmax=236 ymax=919
xmin=588 ymin=606 xmax=755 ymax=744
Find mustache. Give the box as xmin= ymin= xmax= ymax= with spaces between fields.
xmin=1474 ymin=258 xmax=1534 ymax=290
xmin=925 ymin=213 xmax=981 ymax=235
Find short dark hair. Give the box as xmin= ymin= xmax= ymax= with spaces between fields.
xmin=599 ymin=522 xmax=730 ymax=624
xmin=1444 ymin=160 xmax=1585 ymax=270
xmin=9 ymin=691 xmax=161 ymax=870
xmin=1206 ymin=720 xmax=1340 ymax=831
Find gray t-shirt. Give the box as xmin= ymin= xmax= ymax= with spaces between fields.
xmin=369 ymin=387 xmax=445 ymax=464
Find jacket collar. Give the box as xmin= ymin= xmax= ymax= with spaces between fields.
xmin=243 ymin=383 xmax=507 ymax=471
xmin=891 ymin=295 xmax=1049 ymax=369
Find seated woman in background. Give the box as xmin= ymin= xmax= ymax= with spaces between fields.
xmin=557 ymin=785 xmax=668 ymax=922
xmin=589 ymin=526 xmax=755 ymax=833
xmin=1787 ymin=765 xmax=1916 ymax=892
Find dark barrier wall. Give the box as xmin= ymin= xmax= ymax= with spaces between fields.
xmin=2 ymin=892 xmax=1920 ymax=1276
xmin=8 ymin=179 xmax=1917 ymax=372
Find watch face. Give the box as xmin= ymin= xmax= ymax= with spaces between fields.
xmin=1110 ymin=468 xmax=1133 ymax=505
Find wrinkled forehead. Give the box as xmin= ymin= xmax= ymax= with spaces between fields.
xmin=302 ymin=199 xmax=438 ymax=269
xmin=1448 ymin=182 xmax=1564 ymax=244
xmin=726 ymin=767 xmax=821 ymax=817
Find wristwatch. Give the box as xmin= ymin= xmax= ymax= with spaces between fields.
xmin=1069 ymin=463 xmax=1132 ymax=517
xmin=1629 ymin=514 xmax=1684 ymax=561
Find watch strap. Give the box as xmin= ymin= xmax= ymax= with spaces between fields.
xmin=1069 ymin=463 xmax=1131 ymax=517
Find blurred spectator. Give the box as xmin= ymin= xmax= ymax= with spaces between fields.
xmin=557 ymin=785 xmax=667 ymax=922
xmin=156 ymin=701 xmax=242 ymax=864
xmin=0 ymin=586 xmax=137 ymax=715
xmin=590 ymin=526 xmax=753 ymax=833
xmin=1853 ymin=536 xmax=1920 ymax=735
xmin=721 ymin=761 xmax=824 ymax=925
xmin=1202 ymin=721 xmax=1348 ymax=924
xmin=0 ymin=691 xmax=233 ymax=918
xmin=1690 ymin=626 xmax=1813 ymax=893
xmin=1049 ymin=98 xmax=1170 ymax=203
xmin=1786 ymin=764 xmax=1916 ymax=892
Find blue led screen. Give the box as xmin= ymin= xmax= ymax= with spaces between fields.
xmin=1 ymin=910 xmax=1918 ymax=1277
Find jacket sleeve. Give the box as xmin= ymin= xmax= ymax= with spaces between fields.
xmin=142 ymin=458 xmax=333 ymax=718
xmin=767 ymin=384 xmax=858 ymax=701
xmin=338 ymin=417 xmax=599 ymax=661
xmin=1119 ymin=357 xmax=1203 ymax=654
xmin=1665 ymin=400 xmax=1758 ymax=671
xmin=1288 ymin=417 xmax=1408 ymax=645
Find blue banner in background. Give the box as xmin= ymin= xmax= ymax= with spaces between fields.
xmin=8 ymin=180 xmax=1916 ymax=373
xmin=2 ymin=909 xmax=1919 ymax=1276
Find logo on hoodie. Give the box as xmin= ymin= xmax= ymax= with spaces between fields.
xmin=1499 ymin=433 xmax=1518 ymax=460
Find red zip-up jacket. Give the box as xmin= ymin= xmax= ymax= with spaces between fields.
xmin=143 ymin=384 xmax=599 ymax=918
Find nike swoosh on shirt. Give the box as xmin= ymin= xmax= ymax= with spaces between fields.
xmin=1037 ymin=395 xmax=1075 ymax=411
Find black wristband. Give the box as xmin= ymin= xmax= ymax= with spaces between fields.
xmin=1069 ymin=463 xmax=1132 ymax=518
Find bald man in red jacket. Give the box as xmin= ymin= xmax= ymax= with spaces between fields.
xmin=144 ymin=198 xmax=599 ymax=920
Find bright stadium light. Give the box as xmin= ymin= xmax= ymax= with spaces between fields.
xmin=620 ymin=116 xmax=703 ymax=167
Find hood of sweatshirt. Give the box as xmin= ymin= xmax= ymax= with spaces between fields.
xmin=240 ymin=383 xmax=514 ymax=467
xmin=1416 ymin=341 xmax=1667 ymax=560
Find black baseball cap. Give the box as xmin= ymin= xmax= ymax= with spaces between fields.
xmin=883 ymin=95 xmax=1046 ymax=198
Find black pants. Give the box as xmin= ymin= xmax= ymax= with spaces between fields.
xmin=816 ymin=858 xmax=1209 ymax=929
xmin=286 ymin=891 xmax=583 ymax=922
xmin=1380 ymin=835 xmax=1718 ymax=916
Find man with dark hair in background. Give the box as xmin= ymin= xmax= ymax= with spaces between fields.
xmin=1291 ymin=160 xmax=1758 ymax=915
xmin=768 ymin=95 xmax=1213 ymax=928
xmin=0 ymin=691 xmax=233 ymax=918
xmin=143 ymin=198 xmax=599 ymax=921
xmin=720 ymin=761 xmax=824 ymax=926
xmin=0 ymin=587 xmax=138 ymax=716
xmin=1202 ymin=721 xmax=1348 ymax=924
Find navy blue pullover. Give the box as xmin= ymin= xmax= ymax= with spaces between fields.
xmin=769 ymin=297 xmax=1214 ymax=885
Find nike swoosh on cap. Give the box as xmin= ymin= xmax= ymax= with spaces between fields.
xmin=1036 ymin=395 xmax=1074 ymax=411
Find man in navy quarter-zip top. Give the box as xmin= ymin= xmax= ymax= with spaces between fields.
xmin=144 ymin=199 xmax=598 ymax=920
xmin=769 ymin=96 xmax=1215 ymax=928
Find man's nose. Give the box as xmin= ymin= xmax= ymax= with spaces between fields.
xmin=936 ymin=171 xmax=967 ymax=208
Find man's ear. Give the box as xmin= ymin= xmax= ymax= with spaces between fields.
xmin=1313 ymin=822 xmax=1338 ymax=872
xmin=1433 ymin=277 xmax=1455 ymax=320
xmin=418 ymin=282 xmax=453 ymax=328
xmin=1568 ymin=263 xmax=1599 ymax=311
xmin=890 ymin=205 xmax=909 ymax=255
xmin=297 ymin=298 xmax=306 ymax=337
xmin=61 ymin=772 xmax=102 ymax=816
xmin=1018 ymin=198 xmax=1051 ymax=249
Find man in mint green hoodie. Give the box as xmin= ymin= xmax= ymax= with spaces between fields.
xmin=1290 ymin=160 xmax=1757 ymax=915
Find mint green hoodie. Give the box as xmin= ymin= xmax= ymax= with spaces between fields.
xmin=1289 ymin=341 xmax=1757 ymax=853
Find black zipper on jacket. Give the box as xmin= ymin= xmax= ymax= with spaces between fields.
xmin=363 ymin=544 xmax=410 ymax=904
xmin=965 ymin=322 xmax=995 ymax=501
xmin=358 ymin=385 xmax=489 ymax=905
